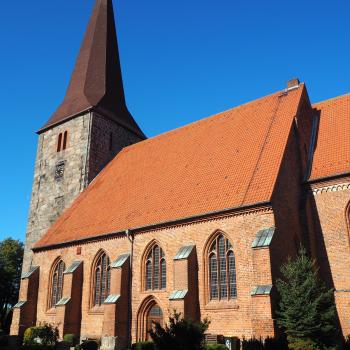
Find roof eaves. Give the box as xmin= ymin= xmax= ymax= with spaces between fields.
xmin=33 ymin=200 xmax=272 ymax=252
xmin=37 ymin=107 xmax=93 ymax=134
xmin=307 ymin=171 xmax=350 ymax=185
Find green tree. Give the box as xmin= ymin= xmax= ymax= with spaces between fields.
xmin=0 ymin=238 xmax=23 ymax=332
xmin=150 ymin=312 xmax=210 ymax=350
xmin=276 ymin=247 xmax=339 ymax=350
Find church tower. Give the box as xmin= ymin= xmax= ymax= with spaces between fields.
xmin=22 ymin=0 xmax=145 ymax=272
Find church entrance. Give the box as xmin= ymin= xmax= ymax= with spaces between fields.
xmin=146 ymin=304 xmax=164 ymax=339
xmin=136 ymin=297 xmax=165 ymax=342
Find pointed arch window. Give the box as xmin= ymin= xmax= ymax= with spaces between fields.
xmin=145 ymin=244 xmax=166 ymax=290
xmin=50 ymin=259 xmax=65 ymax=307
xmin=208 ymin=234 xmax=237 ymax=300
xmin=92 ymin=252 xmax=111 ymax=306
xmin=57 ymin=133 xmax=63 ymax=152
xmin=62 ymin=131 xmax=68 ymax=150
xmin=57 ymin=131 xmax=68 ymax=152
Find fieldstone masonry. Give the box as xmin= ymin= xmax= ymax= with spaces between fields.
xmin=22 ymin=112 xmax=142 ymax=273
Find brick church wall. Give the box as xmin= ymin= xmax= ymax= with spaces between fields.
xmin=270 ymin=125 xmax=304 ymax=278
xmin=306 ymin=179 xmax=350 ymax=336
xmin=31 ymin=208 xmax=278 ymax=342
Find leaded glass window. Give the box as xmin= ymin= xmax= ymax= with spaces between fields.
xmin=208 ymin=234 xmax=237 ymax=300
xmin=51 ymin=259 xmax=65 ymax=307
xmin=160 ymin=259 xmax=166 ymax=289
xmin=145 ymin=245 xmax=166 ymax=290
xmin=93 ymin=252 xmax=110 ymax=306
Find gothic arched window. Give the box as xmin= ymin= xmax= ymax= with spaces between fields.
xmin=145 ymin=244 xmax=166 ymax=290
xmin=92 ymin=252 xmax=111 ymax=306
xmin=208 ymin=234 xmax=237 ymax=300
xmin=51 ymin=259 xmax=65 ymax=307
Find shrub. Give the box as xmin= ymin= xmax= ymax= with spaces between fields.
xmin=63 ymin=334 xmax=78 ymax=346
xmin=81 ymin=340 xmax=98 ymax=350
xmin=264 ymin=336 xmax=288 ymax=350
xmin=150 ymin=311 xmax=210 ymax=350
xmin=74 ymin=345 xmax=82 ymax=350
xmin=131 ymin=341 xmax=155 ymax=350
xmin=242 ymin=338 xmax=264 ymax=350
xmin=23 ymin=327 xmax=40 ymax=346
xmin=0 ymin=334 xmax=8 ymax=347
xmin=23 ymin=323 xmax=58 ymax=348
xmin=205 ymin=344 xmax=228 ymax=350
xmin=21 ymin=345 xmax=54 ymax=350
xmin=241 ymin=337 xmax=288 ymax=350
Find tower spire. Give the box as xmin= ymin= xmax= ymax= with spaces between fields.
xmin=39 ymin=0 xmax=144 ymax=138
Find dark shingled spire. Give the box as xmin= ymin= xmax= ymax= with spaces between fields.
xmin=39 ymin=0 xmax=145 ymax=138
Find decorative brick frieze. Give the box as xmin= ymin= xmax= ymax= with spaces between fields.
xmin=311 ymin=182 xmax=350 ymax=195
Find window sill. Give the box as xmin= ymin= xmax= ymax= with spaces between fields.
xmin=205 ymin=299 xmax=239 ymax=310
xmin=45 ymin=307 xmax=57 ymax=315
xmin=141 ymin=289 xmax=168 ymax=294
xmin=88 ymin=306 xmax=105 ymax=315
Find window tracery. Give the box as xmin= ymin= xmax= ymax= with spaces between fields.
xmin=208 ymin=234 xmax=237 ymax=300
xmin=50 ymin=259 xmax=65 ymax=307
xmin=92 ymin=252 xmax=111 ymax=306
xmin=145 ymin=244 xmax=166 ymax=290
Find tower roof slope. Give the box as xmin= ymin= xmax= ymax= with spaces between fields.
xmin=39 ymin=0 xmax=144 ymax=138
xmin=35 ymin=86 xmax=304 ymax=249
xmin=311 ymin=94 xmax=350 ymax=180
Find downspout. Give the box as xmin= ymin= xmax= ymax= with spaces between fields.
xmin=126 ymin=229 xmax=134 ymax=349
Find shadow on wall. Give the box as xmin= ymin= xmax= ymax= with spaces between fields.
xmin=304 ymin=186 xmax=342 ymax=337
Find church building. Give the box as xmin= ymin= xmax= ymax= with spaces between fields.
xmin=11 ymin=0 xmax=350 ymax=348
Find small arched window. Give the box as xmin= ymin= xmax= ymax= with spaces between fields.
xmin=209 ymin=234 xmax=237 ymax=300
xmin=51 ymin=259 xmax=65 ymax=307
xmin=57 ymin=133 xmax=63 ymax=152
xmin=93 ymin=252 xmax=111 ymax=306
xmin=145 ymin=244 xmax=166 ymax=290
xmin=62 ymin=131 xmax=68 ymax=150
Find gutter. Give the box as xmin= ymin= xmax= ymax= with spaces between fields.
xmin=306 ymin=171 xmax=350 ymax=185
xmin=32 ymin=200 xmax=272 ymax=252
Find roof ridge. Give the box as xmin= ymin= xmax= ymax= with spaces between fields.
xmin=122 ymin=86 xmax=302 ymax=154
xmin=313 ymin=92 xmax=350 ymax=106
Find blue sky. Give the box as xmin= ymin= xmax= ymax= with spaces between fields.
xmin=0 ymin=0 xmax=349 ymax=242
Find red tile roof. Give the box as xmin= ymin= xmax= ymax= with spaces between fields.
xmin=311 ymin=94 xmax=350 ymax=180
xmin=35 ymin=86 xmax=305 ymax=249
